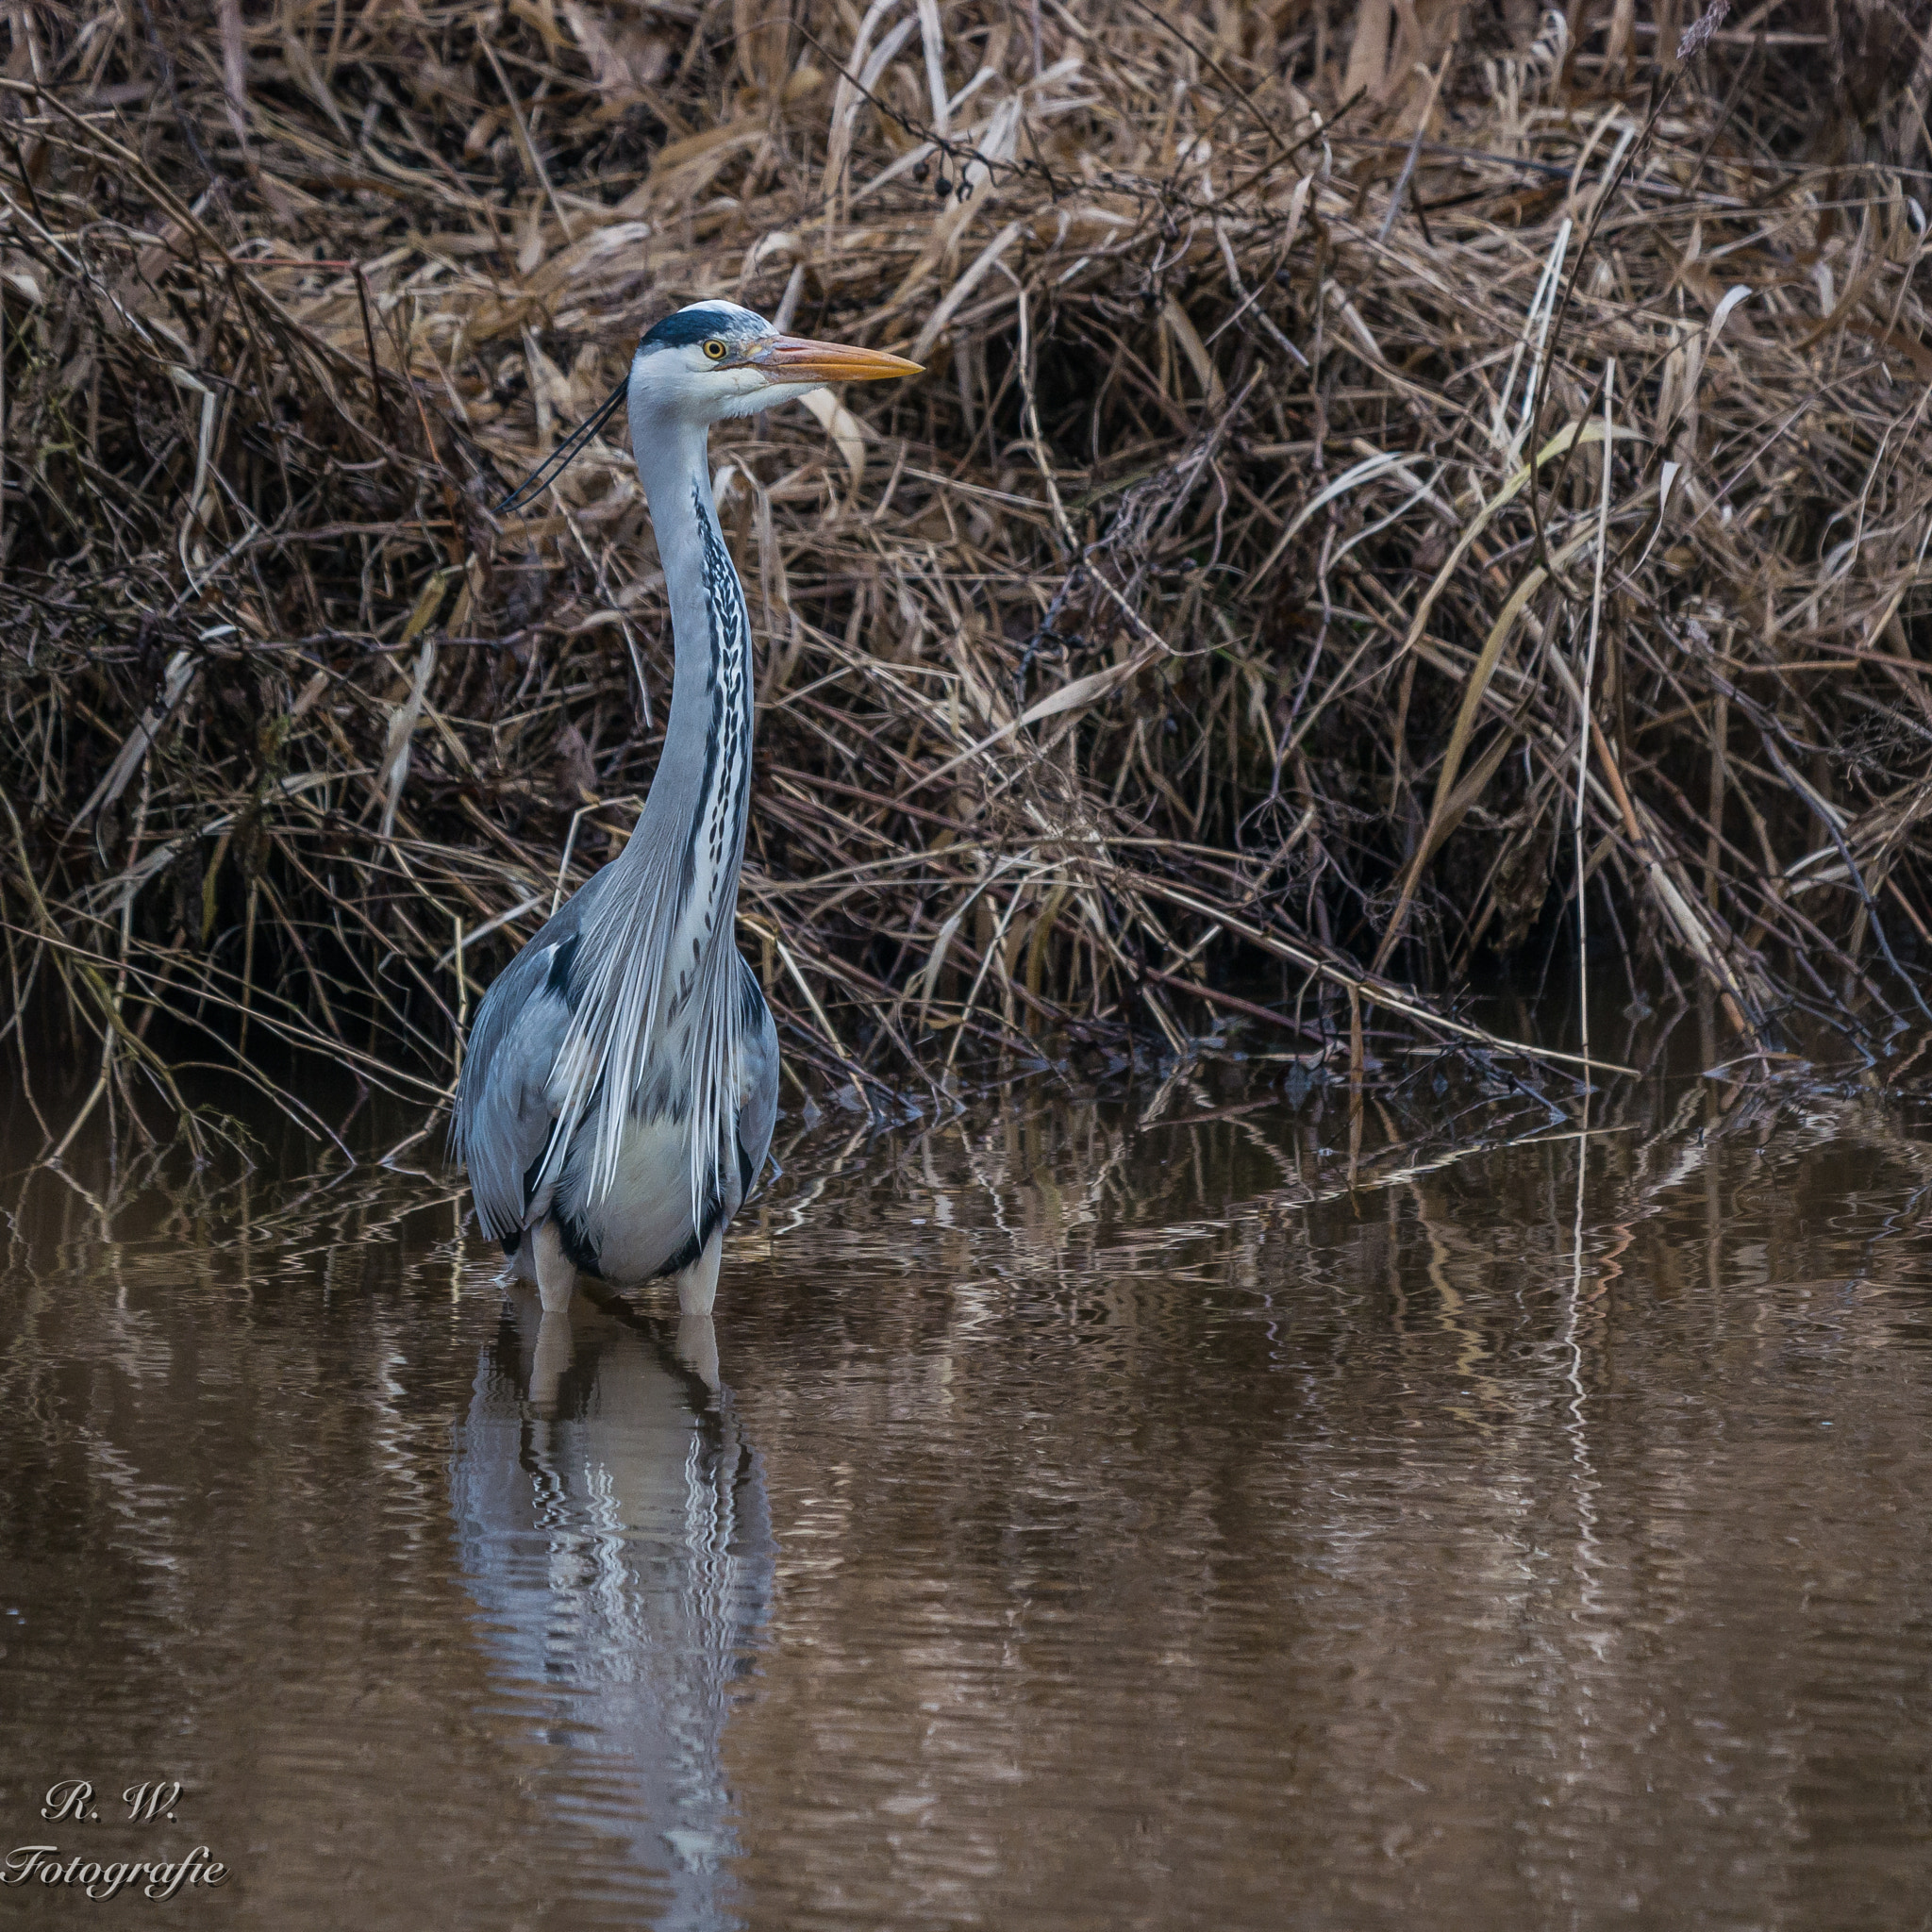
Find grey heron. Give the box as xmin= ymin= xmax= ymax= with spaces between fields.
xmin=452 ymin=301 xmax=920 ymax=1320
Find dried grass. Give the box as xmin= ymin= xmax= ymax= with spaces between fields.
xmin=4 ymin=0 xmax=1931 ymax=1145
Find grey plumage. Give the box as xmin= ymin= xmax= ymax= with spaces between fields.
xmin=450 ymin=300 xmax=918 ymax=1314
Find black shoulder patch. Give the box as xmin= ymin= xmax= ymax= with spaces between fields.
xmin=545 ymin=933 xmax=580 ymax=1003
xmin=641 ymin=307 xmax=736 ymax=351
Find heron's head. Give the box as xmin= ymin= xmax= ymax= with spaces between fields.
xmin=630 ymin=300 xmax=922 ymax=423
xmin=493 ymin=301 xmax=921 ymax=514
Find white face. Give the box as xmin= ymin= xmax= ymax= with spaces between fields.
xmin=627 ymin=301 xmax=922 ymax=425
xmin=495 ymin=303 xmax=919 ymax=515
xmin=629 ymin=306 xmax=785 ymax=422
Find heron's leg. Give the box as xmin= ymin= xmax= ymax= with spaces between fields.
xmin=532 ymin=1218 xmax=577 ymax=1313
xmin=675 ymin=1311 xmax=720 ymax=1392
xmin=672 ymin=1225 xmax=723 ymax=1316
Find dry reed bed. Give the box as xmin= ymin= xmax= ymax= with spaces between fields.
xmin=1 ymin=0 xmax=1929 ymax=1145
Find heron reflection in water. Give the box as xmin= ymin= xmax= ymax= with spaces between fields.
xmin=449 ymin=1293 xmax=773 ymax=1930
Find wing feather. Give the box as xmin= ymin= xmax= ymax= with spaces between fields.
xmin=451 ymin=937 xmax=575 ymax=1239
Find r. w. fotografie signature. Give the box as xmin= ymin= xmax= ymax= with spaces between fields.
xmin=2 ymin=1780 xmax=229 ymax=1902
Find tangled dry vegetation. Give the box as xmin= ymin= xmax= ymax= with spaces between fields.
xmin=3 ymin=0 xmax=1932 ymax=1144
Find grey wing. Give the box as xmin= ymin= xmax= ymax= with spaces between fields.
xmin=451 ymin=924 xmax=580 ymax=1241
xmin=734 ymin=954 xmax=779 ymax=1204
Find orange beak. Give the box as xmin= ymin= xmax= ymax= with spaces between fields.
xmin=753 ymin=335 xmax=924 ymax=384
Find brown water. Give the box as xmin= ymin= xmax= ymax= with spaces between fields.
xmin=5 ymin=1017 xmax=1932 ymax=1928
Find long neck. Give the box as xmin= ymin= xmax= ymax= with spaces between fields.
xmin=625 ymin=408 xmax=757 ymax=950
xmin=548 ymin=403 xmax=758 ymax=1207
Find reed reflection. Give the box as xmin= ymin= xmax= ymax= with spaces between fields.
xmin=449 ymin=1291 xmax=773 ymax=1932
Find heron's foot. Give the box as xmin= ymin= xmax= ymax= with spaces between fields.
xmin=672 ymin=1226 xmax=723 ymax=1317
xmin=529 ymin=1308 xmax=575 ymax=1414
xmin=533 ymin=1219 xmax=577 ymax=1314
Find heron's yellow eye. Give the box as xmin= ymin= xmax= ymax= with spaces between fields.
xmin=703 ymin=340 xmax=726 ymax=360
